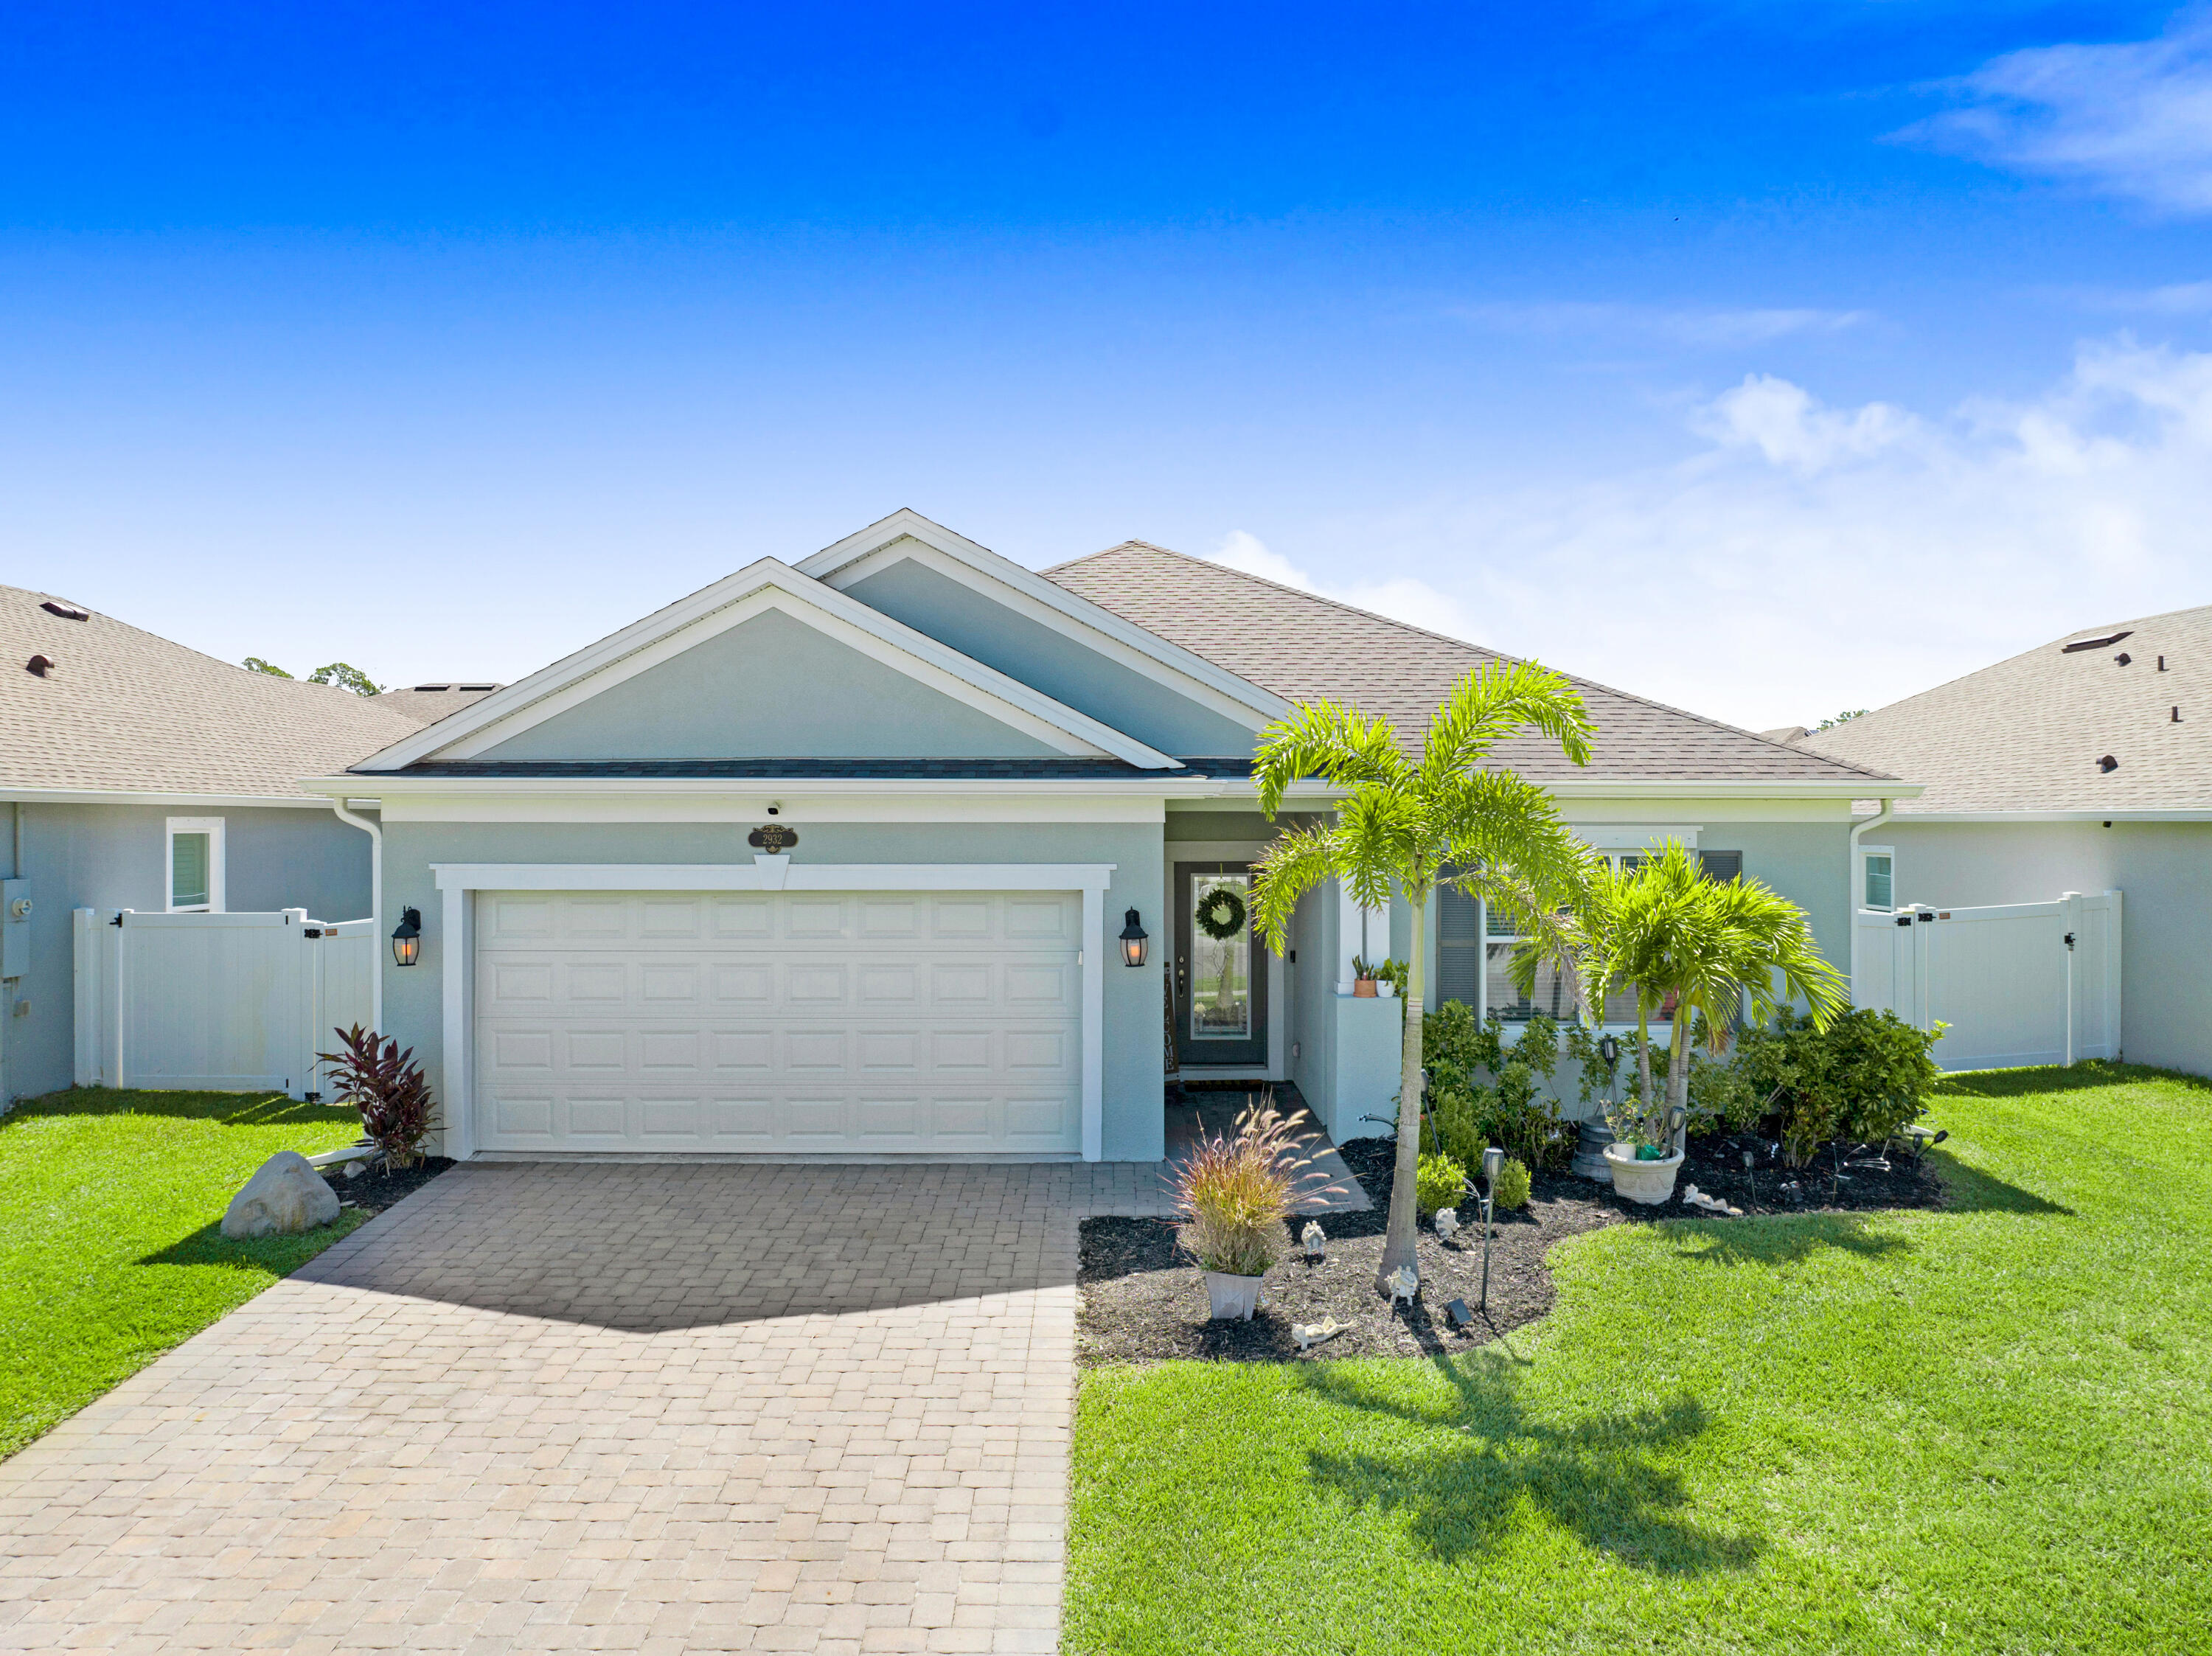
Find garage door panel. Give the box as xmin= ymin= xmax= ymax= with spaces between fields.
xmin=475 ymin=889 xmax=1082 ymax=1154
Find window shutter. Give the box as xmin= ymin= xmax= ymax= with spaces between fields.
xmin=1436 ymin=875 xmax=1481 ymax=1007
xmin=1697 ymin=849 xmax=1742 ymax=884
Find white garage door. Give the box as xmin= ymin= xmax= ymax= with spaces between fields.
xmin=473 ymin=889 xmax=1082 ymax=1154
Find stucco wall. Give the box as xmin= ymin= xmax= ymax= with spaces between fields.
xmin=480 ymin=608 xmax=1061 ymax=762
xmin=377 ymin=817 xmax=1169 ymax=1161
xmin=842 ymin=557 xmax=1257 ymax=758
xmin=1880 ymin=818 xmax=2212 ymax=1076
xmin=2 ymin=801 xmax=372 ymax=1102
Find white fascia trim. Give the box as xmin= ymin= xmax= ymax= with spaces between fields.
xmin=431 ymin=860 xmax=1119 ymax=893
xmin=1545 ymin=779 xmax=1924 ymax=800
xmin=0 ymin=787 xmax=336 ymax=810
xmin=1574 ymin=824 xmax=1702 ymax=850
xmin=369 ymin=792 xmax=1167 ymax=825
xmin=305 ymin=773 xmax=1242 ymax=800
xmin=1893 ymin=809 xmax=2212 ymax=824
xmin=355 ymin=557 xmax=1179 ymax=773
xmin=799 ymin=513 xmax=1290 ymax=728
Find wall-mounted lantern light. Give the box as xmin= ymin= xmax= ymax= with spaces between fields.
xmin=1119 ymin=908 xmax=1149 ymax=967
xmin=391 ymin=907 xmax=422 ymax=967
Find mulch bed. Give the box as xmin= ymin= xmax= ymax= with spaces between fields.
xmin=1076 ymin=1132 xmax=1949 ymax=1366
xmin=321 ymin=1155 xmax=453 ymax=1220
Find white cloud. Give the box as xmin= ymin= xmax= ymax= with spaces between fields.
xmin=1217 ymin=338 xmax=2212 ymax=733
xmin=1453 ymin=300 xmax=1868 ymax=348
xmin=1909 ymin=12 xmax=2212 ymax=212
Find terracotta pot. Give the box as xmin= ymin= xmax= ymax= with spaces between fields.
xmin=1203 ymin=1271 xmax=1266 ymax=1321
xmin=1353 ymin=978 xmax=1378 ymax=998
xmin=1603 ymin=1142 xmax=1685 ymax=1206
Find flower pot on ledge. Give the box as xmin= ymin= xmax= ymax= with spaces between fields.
xmin=1604 ymin=1142 xmax=1686 ymax=1205
xmin=1352 ymin=977 xmax=1378 ymax=998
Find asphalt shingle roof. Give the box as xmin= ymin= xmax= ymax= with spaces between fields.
xmin=1801 ymin=603 xmax=2212 ymax=812
xmin=0 ymin=586 xmax=427 ymax=799
xmin=1045 ymin=542 xmax=1893 ymax=785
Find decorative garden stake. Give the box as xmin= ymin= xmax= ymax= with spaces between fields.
xmin=1301 ymin=1220 xmax=1326 ymax=1260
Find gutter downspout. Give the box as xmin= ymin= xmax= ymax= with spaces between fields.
xmin=330 ymin=799 xmax=383 ymax=1033
xmin=1847 ymin=798 xmax=1896 ymax=1008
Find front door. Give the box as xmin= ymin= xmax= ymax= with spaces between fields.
xmin=1174 ymin=862 xmax=1270 ymax=1069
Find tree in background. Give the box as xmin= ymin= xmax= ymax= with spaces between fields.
xmin=243 ymin=658 xmax=384 ymax=695
xmin=1251 ymin=664 xmax=1596 ymax=1295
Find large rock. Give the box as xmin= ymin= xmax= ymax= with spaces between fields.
xmin=220 ymin=1150 xmax=341 ymax=1239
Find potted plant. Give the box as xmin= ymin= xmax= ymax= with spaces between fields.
xmin=1517 ymin=843 xmax=1848 ymax=1206
xmin=1373 ymin=957 xmax=1408 ymax=1000
xmin=1172 ymin=1096 xmax=1335 ymax=1319
xmin=1351 ymin=955 xmax=1380 ymax=998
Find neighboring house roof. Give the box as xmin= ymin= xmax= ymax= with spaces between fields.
xmin=0 ymin=585 xmax=422 ymax=800
xmin=1045 ymin=542 xmax=1895 ymax=787
xmin=1798 ymin=603 xmax=2212 ymax=813
xmin=375 ymin=683 xmax=505 ymax=726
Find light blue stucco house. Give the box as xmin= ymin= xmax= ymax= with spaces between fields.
xmin=279 ymin=510 xmax=1908 ymax=1163
xmin=0 ymin=583 xmax=498 ymax=1104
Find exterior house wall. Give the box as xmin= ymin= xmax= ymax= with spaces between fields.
xmin=841 ymin=558 xmax=1258 ymax=757
xmin=479 ymin=608 xmax=1062 ymax=762
xmin=1 ymin=801 xmax=372 ymax=1102
xmin=377 ymin=816 xmax=1169 ymax=1161
xmin=1879 ymin=818 xmax=2212 ymax=1076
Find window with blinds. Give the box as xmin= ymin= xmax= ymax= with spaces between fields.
xmin=170 ymin=832 xmax=211 ymax=910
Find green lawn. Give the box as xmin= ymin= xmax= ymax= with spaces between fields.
xmin=1 ymin=1087 xmax=369 ymax=1460
xmin=1070 ymin=1065 xmax=2212 ymax=1654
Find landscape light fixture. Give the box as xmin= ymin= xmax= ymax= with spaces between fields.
xmin=1479 ymin=1145 xmax=1506 ymax=1312
xmin=1599 ymin=1033 xmax=1621 ymax=1065
xmin=390 ymin=908 xmax=422 ymax=967
xmin=1119 ymin=908 xmax=1149 ymax=967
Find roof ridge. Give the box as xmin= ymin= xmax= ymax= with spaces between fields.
xmin=1046 ymin=544 xmax=1896 ymax=783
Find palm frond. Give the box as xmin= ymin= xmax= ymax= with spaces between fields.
xmin=1252 ymin=701 xmax=1409 ymax=818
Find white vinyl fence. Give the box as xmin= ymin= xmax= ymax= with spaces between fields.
xmin=72 ymin=909 xmax=375 ymax=1096
xmin=1857 ymin=889 xmax=2121 ymax=1071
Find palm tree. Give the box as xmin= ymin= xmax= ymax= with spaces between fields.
xmin=1528 ymin=841 xmax=1847 ymax=1149
xmin=1251 ymin=664 xmax=1596 ymax=1293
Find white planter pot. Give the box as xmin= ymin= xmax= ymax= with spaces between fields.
xmin=1604 ymin=1143 xmax=1686 ymax=1206
xmin=1376 ymin=983 xmax=1397 ymax=998
xmin=1203 ymin=1270 xmax=1266 ymax=1321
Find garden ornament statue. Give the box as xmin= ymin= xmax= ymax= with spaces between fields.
xmin=1387 ymin=1264 xmax=1419 ymax=1308
xmin=1293 ymin=1318 xmax=1347 ymax=1353
xmin=1301 ymin=1220 xmax=1326 ymax=1260
xmin=1433 ymin=1207 xmax=1459 ymax=1241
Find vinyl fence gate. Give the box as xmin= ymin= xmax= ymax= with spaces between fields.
xmin=1855 ymin=890 xmax=2121 ymax=1071
xmin=72 ymin=908 xmax=375 ymax=1096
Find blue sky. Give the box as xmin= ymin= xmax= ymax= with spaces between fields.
xmin=7 ymin=2 xmax=2211 ymax=729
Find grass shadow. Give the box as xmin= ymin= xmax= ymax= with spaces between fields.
xmin=1935 ymin=1060 xmax=2210 ymax=1102
xmin=4 ymin=1086 xmax=358 ymax=1131
xmin=1294 ymin=1351 xmax=1763 ymax=1574
xmin=136 ymin=1211 xmax=366 ymax=1274
xmin=1927 ymin=1149 xmax=2074 ymax=1217
xmin=1666 ymin=1211 xmax=1915 ymax=1267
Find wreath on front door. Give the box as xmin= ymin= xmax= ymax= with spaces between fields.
xmin=1194 ymin=886 xmax=1248 ymax=942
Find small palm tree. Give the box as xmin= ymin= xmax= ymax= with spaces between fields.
xmin=1252 ymin=664 xmax=1596 ymax=1293
xmin=1528 ymin=842 xmax=1847 ymax=1150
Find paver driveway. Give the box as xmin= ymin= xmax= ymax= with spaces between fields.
xmin=1 ymin=1161 xmax=1180 ymax=1655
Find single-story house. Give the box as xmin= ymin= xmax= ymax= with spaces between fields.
xmin=0 ymin=583 xmax=497 ymax=1102
xmin=1790 ymin=604 xmax=2211 ymax=1076
xmin=290 ymin=509 xmax=1907 ymax=1162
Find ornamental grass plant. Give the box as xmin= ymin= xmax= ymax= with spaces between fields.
xmin=1172 ymin=1096 xmax=1338 ymax=1277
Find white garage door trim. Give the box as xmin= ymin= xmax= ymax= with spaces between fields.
xmin=432 ymin=859 xmax=1116 ymax=1161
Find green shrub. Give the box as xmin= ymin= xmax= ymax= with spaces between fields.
xmin=1423 ymin=1003 xmax=1578 ymax=1171
xmin=1491 ymin=1155 xmax=1531 ymax=1209
xmin=1733 ymin=1008 xmax=1945 ymax=1165
xmin=1415 ymin=1153 xmax=1466 ymax=1216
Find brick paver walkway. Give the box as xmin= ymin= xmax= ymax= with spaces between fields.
xmin=0 ymin=1152 xmax=1364 ymax=1655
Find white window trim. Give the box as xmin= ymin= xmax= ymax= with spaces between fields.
xmin=1476 ymin=844 xmax=1691 ymax=1032
xmin=165 ymin=816 xmax=226 ymax=913
xmin=1859 ymin=844 xmax=1896 ymax=914
xmin=428 ymin=857 xmax=1117 ymax=1163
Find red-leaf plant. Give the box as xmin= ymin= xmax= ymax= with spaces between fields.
xmin=317 ymin=1024 xmax=439 ymax=1169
